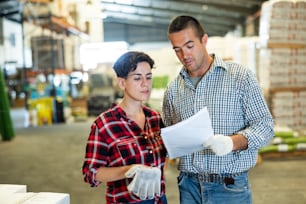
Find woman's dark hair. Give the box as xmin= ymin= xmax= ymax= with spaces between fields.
xmin=113 ymin=51 xmax=155 ymax=78
xmin=168 ymin=15 xmax=205 ymax=40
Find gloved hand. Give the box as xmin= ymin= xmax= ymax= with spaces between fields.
xmin=125 ymin=164 xmax=161 ymax=200
xmin=203 ymin=134 xmax=233 ymax=156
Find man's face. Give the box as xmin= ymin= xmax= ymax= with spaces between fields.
xmin=168 ymin=27 xmax=207 ymax=77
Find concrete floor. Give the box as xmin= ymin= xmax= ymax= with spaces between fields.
xmin=1 ymin=108 xmax=306 ymax=204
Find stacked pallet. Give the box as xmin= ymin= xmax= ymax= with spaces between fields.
xmin=258 ymin=48 xmax=306 ymax=91
xmin=259 ymin=0 xmax=306 ymax=46
xmin=259 ymin=128 xmax=306 ymax=158
xmin=258 ymin=0 xmax=306 ymax=132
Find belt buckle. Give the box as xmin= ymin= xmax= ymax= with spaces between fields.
xmin=196 ymin=172 xmax=235 ymax=184
xmin=197 ymin=173 xmax=204 ymax=181
xmin=224 ymin=177 xmax=235 ymax=185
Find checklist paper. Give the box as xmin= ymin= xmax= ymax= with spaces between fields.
xmin=161 ymin=107 xmax=214 ymax=159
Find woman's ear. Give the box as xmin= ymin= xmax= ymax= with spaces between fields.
xmin=117 ymin=78 xmax=125 ymax=90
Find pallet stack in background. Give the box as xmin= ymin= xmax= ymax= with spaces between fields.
xmin=259 ymin=0 xmax=306 ymax=46
xmin=259 ymin=127 xmax=306 ymax=158
xmin=257 ymin=0 xmax=306 ymax=156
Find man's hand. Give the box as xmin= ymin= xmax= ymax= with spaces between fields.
xmin=125 ymin=165 xmax=161 ymax=200
xmin=204 ymin=134 xmax=233 ymax=156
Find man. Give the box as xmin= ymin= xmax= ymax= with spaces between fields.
xmin=162 ymin=15 xmax=274 ymax=204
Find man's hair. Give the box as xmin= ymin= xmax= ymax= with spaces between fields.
xmin=113 ymin=51 xmax=155 ymax=78
xmin=168 ymin=15 xmax=205 ymax=40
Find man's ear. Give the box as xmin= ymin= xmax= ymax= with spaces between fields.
xmin=117 ymin=78 xmax=125 ymax=90
xmin=201 ymin=33 xmax=208 ymax=44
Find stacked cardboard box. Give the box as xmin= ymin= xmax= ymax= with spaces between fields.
xmin=259 ymin=0 xmax=306 ymax=46
xmin=271 ymin=92 xmax=306 ymax=130
xmin=258 ymin=0 xmax=306 ymax=131
xmin=258 ymin=48 xmax=306 ymax=90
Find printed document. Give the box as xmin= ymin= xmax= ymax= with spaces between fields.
xmin=161 ymin=107 xmax=214 ymax=159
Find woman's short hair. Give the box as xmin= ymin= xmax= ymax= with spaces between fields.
xmin=113 ymin=51 xmax=155 ymax=78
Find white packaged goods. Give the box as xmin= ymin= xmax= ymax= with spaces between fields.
xmin=0 ymin=192 xmax=36 ymax=204
xmin=0 ymin=184 xmax=70 ymax=204
xmin=259 ymin=0 xmax=306 ymax=46
xmin=0 ymin=192 xmax=70 ymax=204
xmin=233 ymin=37 xmax=259 ymax=75
xmin=271 ymin=91 xmax=306 ymax=130
xmin=22 ymin=192 xmax=70 ymax=204
xmin=258 ymin=48 xmax=306 ymax=90
xmin=0 ymin=184 xmax=27 ymax=193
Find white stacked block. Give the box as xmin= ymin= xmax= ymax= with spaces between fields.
xmin=0 ymin=184 xmax=27 ymax=194
xmin=0 ymin=184 xmax=31 ymax=204
xmin=258 ymin=48 xmax=306 ymax=90
xmin=22 ymin=192 xmax=70 ymax=204
xmin=271 ymin=91 xmax=306 ymax=130
xmin=0 ymin=192 xmax=69 ymax=204
xmin=0 ymin=184 xmax=70 ymax=204
xmin=233 ymin=37 xmax=259 ymax=75
xmin=259 ymin=0 xmax=306 ymax=46
xmin=0 ymin=192 xmax=36 ymax=204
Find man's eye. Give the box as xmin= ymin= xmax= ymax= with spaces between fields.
xmin=174 ymin=48 xmax=181 ymax=52
xmin=187 ymin=45 xmax=194 ymax=49
xmin=146 ymin=76 xmax=152 ymax=80
xmin=134 ymin=77 xmax=141 ymax=81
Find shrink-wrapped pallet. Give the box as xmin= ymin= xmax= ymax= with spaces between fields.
xmin=259 ymin=0 xmax=306 ymax=46
xmin=258 ymin=48 xmax=306 ymax=90
xmin=271 ymin=91 xmax=306 ymax=130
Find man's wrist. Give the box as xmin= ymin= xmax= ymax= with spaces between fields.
xmin=231 ymin=134 xmax=248 ymax=151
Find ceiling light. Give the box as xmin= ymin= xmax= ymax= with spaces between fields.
xmin=115 ymin=0 xmax=132 ymax=5
xmin=202 ymin=5 xmax=208 ymax=11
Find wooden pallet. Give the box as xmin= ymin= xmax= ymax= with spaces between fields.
xmin=260 ymin=151 xmax=306 ymax=160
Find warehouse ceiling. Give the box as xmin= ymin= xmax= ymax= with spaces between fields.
xmin=0 ymin=0 xmax=268 ymax=44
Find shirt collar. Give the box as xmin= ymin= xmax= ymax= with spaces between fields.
xmin=110 ymin=103 xmax=152 ymax=119
xmin=179 ymin=54 xmax=228 ymax=79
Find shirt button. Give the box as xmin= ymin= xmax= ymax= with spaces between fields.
xmin=149 ymin=150 xmax=153 ymax=154
xmin=144 ymin=136 xmax=147 ymax=139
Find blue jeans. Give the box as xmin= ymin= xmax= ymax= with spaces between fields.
xmin=178 ymin=172 xmax=252 ymax=204
xmin=137 ymin=194 xmax=167 ymax=204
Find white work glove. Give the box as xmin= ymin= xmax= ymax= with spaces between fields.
xmin=204 ymin=134 xmax=233 ymax=156
xmin=125 ymin=165 xmax=161 ymax=200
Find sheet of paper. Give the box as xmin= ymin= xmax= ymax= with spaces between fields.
xmin=161 ymin=107 xmax=214 ymax=159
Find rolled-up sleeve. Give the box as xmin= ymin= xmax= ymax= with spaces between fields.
xmin=82 ymin=122 xmax=107 ymax=187
xmin=237 ymin=70 xmax=274 ymax=149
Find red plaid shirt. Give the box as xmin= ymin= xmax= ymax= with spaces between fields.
xmin=82 ymin=104 xmax=167 ymax=203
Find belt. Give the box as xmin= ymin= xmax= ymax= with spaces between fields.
xmin=181 ymin=171 xmax=244 ymax=185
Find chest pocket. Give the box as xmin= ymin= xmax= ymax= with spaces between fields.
xmin=116 ymin=137 xmax=140 ymax=165
xmin=146 ymin=134 xmax=168 ymax=162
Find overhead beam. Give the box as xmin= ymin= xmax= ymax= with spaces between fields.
xmin=102 ymin=3 xmax=243 ymax=25
xmin=103 ymin=11 xmax=235 ymax=30
xmin=101 ymin=0 xmax=255 ymax=18
xmin=101 ymin=3 xmax=239 ymax=19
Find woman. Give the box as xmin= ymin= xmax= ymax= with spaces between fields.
xmin=82 ymin=51 xmax=168 ymax=204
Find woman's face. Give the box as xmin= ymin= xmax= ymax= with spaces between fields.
xmin=121 ymin=61 xmax=152 ymax=102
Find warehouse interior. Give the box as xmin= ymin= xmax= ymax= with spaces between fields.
xmin=1 ymin=0 xmax=306 ymax=203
